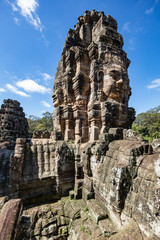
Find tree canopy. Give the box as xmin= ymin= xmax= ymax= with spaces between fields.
xmin=132 ymin=106 xmax=160 ymax=142
xmin=27 ymin=112 xmax=53 ymax=135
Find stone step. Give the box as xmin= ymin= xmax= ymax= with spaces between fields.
xmin=63 ymin=198 xmax=85 ymax=220
xmin=98 ymin=219 xmax=117 ymax=238
xmin=69 ymin=190 xmax=75 ymax=200
xmin=87 ymin=199 xmax=108 ymax=223
xmin=108 ymin=220 xmax=143 ymax=240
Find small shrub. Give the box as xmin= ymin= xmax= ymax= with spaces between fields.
xmin=84 ymin=206 xmax=88 ymax=212
xmin=80 ymin=225 xmax=86 ymax=231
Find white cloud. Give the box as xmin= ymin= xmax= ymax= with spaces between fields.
xmin=41 ymin=73 xmax=53 ymax=81
xmin=145 ymin=1 xmax=159 ymax=15
xmin=129 ymin=38 xmax=134 ymax=44
xmin=8 ymin=0 xmax=43 ymax=32
xmin=147 ymin=79 xmax=160 ymax=89
xmin=127 ymin=38 xmax=136 ymax=51
xmin=145 ymin=7 xmax=154 ymax=14
xmin=14 ymin=17 xmax=20 ymax=25
xmin=41 ymin=101 xmax=51 ymax=108
xmin=16 ymin=79 xmax=51 ymax=94
xmin=6 ymin=0 xmax=18 ymax=11
xmin=128 ymin=47 xmax=135 ymax=51
xmin=135 ymin=27 xmax=144 ymax=33
xmin=0 ymin=88 xmax=6 ymax=93
xmin=6 ymin=83 xmax=30 ymax=97
xmin=44 ymin=40 xmax=50 ymax=48
xmin=122 ymin=22 xmax=130 ymax=32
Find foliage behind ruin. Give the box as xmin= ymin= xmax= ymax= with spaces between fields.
xmin=132 ymin=105 xmax=160 ymax=142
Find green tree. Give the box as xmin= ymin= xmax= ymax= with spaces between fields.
xmin=27 ymin=112 xmax=53 ymax=135
xmin=132 ymin=106 xmax=160 ymax=142
xmin=27 ymin=115 xmax=41 ymax=135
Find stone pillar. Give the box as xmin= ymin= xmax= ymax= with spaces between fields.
xmin=49 ymin=142 xmax=55 ymax=176
xmin=63 ymin=105 xmax=75 ymax=141
xmin=37 ymin=142 xmax=44 ymax=178
xmin=43 ymin=141 xmax=50 ymax=176
xmin=9 ymin=138 xmax=26 ymax=197
xmin=90 ymin=118 xmax=100 ymax=141
xmin=75 ymin=119 xmax=81 ymax=143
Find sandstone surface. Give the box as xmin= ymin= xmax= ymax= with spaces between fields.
xmin=0 ymin=99 xmax=28 ymax=145
xmin=0 ymin=10 xmax=159 ymax=240
xmin=0 ymin=199 xmax=22 ymax=240
xmin=52 ymin=10 xmax=135 ymax=143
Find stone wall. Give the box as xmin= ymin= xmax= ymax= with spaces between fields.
xmin=1 ymin=132 xmax=160 ymax=239
xmin=1 ymin=138 xmax=75 ymax=204
xmin=81 ymin=133 xmax=160 ymax=238
xmin=0 ymin=142 xmax=13 ymax=197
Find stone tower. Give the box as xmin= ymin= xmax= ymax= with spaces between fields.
xmin=52 ymin=10 xmax=135 ymax=143
xmin=0 ymin=99 xmax=29 ymax=143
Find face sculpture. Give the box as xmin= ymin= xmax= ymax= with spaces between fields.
xmin=103 ymin=66 xmax=130 ymax=104
xmin=100 ymin=65 xmax=131 ymax=128
xmin=52 ymin=87 xmax=64 ymax=107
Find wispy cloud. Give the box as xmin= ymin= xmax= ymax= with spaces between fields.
xmin=16 ymin=79 xmax=51 ymax=94
xmin=7 ymin=0 xmax=43 ymax=32
xmin=134 ymin=27 xmax=144 ymax=33
xmin=41 ymin=34 xmax=50 ymax=48
xmin=122 ymin=22 xmax=130 ymax=32
xmin=14 ymin=17 xmax=20 ymax=25
xmin=147 ymin=79 xmax=160 ymax=90
xmin=0 ymin=88 xmax=6 ymax=93
xmin=6 ymin=83 xmax=30 ymax=97
xmin=145 ymin=7 xmax=154 ymax=14
xmin=7 ymin=1 xmax=18 ymax=11
xmin=44 ymin=40 xmax=50 ymax=48
xmin=41 ymin=101 xmax=51 ymax=108
xmin=127 ymin=38 xmax=136 ymax=51
xmin=122 ymin=21 xmax=144 ymax=51
xmin=41 ymin=73 xmax=53 ymax=81
xmin=145 ymin=0 xmax=159 ymax=15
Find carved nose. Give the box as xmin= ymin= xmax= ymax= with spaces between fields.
xmin=116 ymin=79 xmax=123 ymax=85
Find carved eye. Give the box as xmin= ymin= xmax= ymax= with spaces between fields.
xmin=109 ymin=72 xmax=117 ymax=80
xmin=98 ymin=71 xmax=104 ymax=81
xmin=122 ymin=75 xmax=128 ymax=83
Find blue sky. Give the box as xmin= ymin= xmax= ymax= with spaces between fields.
xmin=0 ymin=0 xmax=160 ymax=117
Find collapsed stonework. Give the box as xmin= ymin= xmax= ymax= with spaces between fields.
xmin=0 ymin=10 xmax=160 ymax=240
xmin=0 ymin=99 xmax=28 ymax=144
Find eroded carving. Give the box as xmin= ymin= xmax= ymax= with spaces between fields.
xmin=52 ymin=10 xmax=135 ymax=143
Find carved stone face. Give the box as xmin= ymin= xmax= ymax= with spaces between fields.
xmin=103 ymin=67 xmax=130 ymax=105
xmin=52 ymin=88 xmax=64 ymax=107
xmin=109 ymin=71 xmax=128 ymax=103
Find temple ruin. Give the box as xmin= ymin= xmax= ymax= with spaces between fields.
xmin=0 ymin=99 xmax=28 ymax=144
xmin=52 ymin=10 xmax=135 ymax=143
xmin=0 ymin=10 xmax=160 ymax=240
